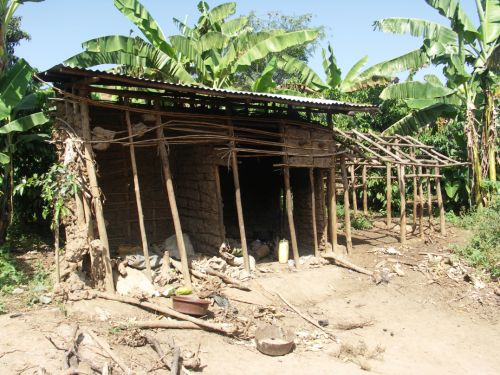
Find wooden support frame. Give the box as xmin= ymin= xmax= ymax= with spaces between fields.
xmin=328 ymin=161 xmax=338 ymax=252
xmin=79 ymin=93 xmax=114 ymax=292
xmin=362 ymin=165 xmax=368 ymax=215
xmin=386 ymin=162 xmax=392 ymax=228
xmin=340 ymin=156 xmax=352 ymax=253
xmin=155 ymin=107 xmax=192 ymax=288
xmin=350 ymin=165 xmax=358 ymax=216
xmin=411 ymin=149 xmax=418 ymax=233
xmin=309 ymin=168 xmax=319 ymax=257
xmin=283 ymin=166 xmax=301 ymax=267
xmin=281 ymin=122 xmax=300 ymax=268
xmin=231 ymin=149 xmax=251 ymax=272
xmin=228 ymin=112 xmax=251 ymax=273
xmin=435 ymin=167 xmax=446 ymax=235
xmin=426 ymin=168 xmax=433 ymax=231
xmin=418 ymin=166 xmax=424 ymax=239
xmin=125 ymin=109 xmax=152 ymax=280
xmin=397 ymin=162 xmax=407 ymax=245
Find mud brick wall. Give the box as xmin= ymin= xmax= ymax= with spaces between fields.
xmin=170 ymin=145 xmax=223 ymax=255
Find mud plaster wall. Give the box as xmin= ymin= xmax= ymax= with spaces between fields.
xmin=92 ymin=109 xmax=174 ymax=251
xmin=170 ymin=144 xmax=223 ymax=254
xmin=92 ymin=109 xmax=223 ymax=254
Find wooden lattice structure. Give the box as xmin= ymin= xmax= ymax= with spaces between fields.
xmin=40 ymin=66 xmax=465 ymax=291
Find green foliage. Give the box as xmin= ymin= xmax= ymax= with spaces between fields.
xmin=0 ymin=245 xmax=24 ymax=293
xmin=65 ymin=0 xmax=321 ymax=91
xmin=16 ymin=163 xmax=81 ymax=229
xmin=451 ymin=198 xmax=500 ymax=280
xmin=351 ymin=214 xmax=373 ymax=230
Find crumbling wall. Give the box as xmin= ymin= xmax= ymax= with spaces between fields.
xmin=291 ymin=169 xmax=315 ymax=254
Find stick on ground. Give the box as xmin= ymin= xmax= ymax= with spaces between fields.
xmin=277 ymin=292 xmax=336 ymax=341
xmin=321 ymin=252 xmax=373 ymax=276
xmin=95 ymin=292 xmax=236 ymax=335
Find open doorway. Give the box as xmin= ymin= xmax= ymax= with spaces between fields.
xmin=218 ymin=157 xmax=282 ymax=243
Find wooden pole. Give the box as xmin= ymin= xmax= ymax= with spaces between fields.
xmin=125 ymin=110 xmax=152 ymax=280
xmin=284 ymin=166 xmax=301 ymax=267
xmin=427 ymin=168 xmax=433 ymax=231
xmin=214 ymin=165 xmax=225 ymax=241
xmin=309 ymin=168 xmax=319 ymax=258
xmin=386 ymin=162 xmax=392 ymax=228
xmin=231 ymin=149 xmax=250 ymax=273
xmin=340 ymin=156 xmax=352 ymax=254
xmin=411 ymin=150 xmax=418 ymax=234
xmin=328 ymin=162 xmax=338 ymax=252
xmin=418 ymin=166 xmax=424 ymax=239
xmin=435 ymin=167 xmax=446 ymax=235
xmin=350 ymin=165 xmax=358 ymax=216
xmin=79 ymin=94 xmax=114 ymax=292
xmin=397 ymin=162 xmax=407 ymax=244
xmin=318 ymin=169 xmax=328 ymax=246
xmin=155 ymin=110 xmax=192 ymax=288
xmin=362 ymin=165 xmax=368 ymax=215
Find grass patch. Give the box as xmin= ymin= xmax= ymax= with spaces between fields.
xmin=449 ymin=198 xmax=500 ymax=280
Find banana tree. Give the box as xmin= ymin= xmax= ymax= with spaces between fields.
xmin=0 ymin=58 xmax=49 ymax=242
xmin=0 ymin=0 xmax=44 ymax=76
xmin=375 ymin=0 xmax=500 ymax=206
xmin=64 ymin=0 xmax=321 ymax=90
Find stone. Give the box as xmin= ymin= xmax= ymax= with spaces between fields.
xmin=116 ymin=267 xmax=157 ymax=297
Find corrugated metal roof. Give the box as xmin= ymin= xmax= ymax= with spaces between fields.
xmin=40 ymin=65 xmax=378 ymax=113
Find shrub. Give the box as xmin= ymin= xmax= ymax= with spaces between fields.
xmin=0 ymin=246 xmax=24 ymax=293
xmin=452 ymin=198 xmax=500 ymax=280
xmin=352 ymin=214 xmax=373 ymax=230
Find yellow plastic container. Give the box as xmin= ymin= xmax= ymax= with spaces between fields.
xmin=278 ymin=240 xmax=289 ymax=264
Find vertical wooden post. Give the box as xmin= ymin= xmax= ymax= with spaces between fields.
xmin=328 ymin=162 xmax=338 ymax=251
xmin=427 ymin=168 xmax=433 ymax=231
xmin=125 ymin=110 xmax=152 ymax=280
xmin=418 ymin=166 xmax=424 ymax=238
xmin=362 ymin=165 xmax=368 ymax=215
xmin=80 ymin=95 xmax=114 ymax=292
xmin=340 ymin=156 xmax=352 ymax=254
xmin=155 ymin=110 xmax=192 ymax=288
xmin=435 ymin=167 xmax=446 ymax=235
xmin=386 ymin=162 xmax=392 ymax=228
xmin=309 ymin=168 xmax=319 ymax=257
xmin=397 ymin=162 xmax=407 ymax=244
xmin=214 ymin=165 xmax=225 ymax=241
xmin=350 ymin=165 xmax=358 ymax=216
xmin=411 ymin=149 xmax=418 ymax=234
xmin=284 ymin=166 xmax=301 ymax=267
xmin=318 ymin=169 xmax=328 ymax=246
xmin=231 ymin=150 xmax=250 ymax=272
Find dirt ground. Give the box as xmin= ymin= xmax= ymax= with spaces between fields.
xmin=1 ymin=224 xmax=499 ymax=375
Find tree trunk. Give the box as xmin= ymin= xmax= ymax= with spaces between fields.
xmin=483 ymin=88 xmax=497 ymax=184
xmin=0 ymin=162 xmax=12 ymax=244
xmin=465 ymin=106 xmax=483 ymax=206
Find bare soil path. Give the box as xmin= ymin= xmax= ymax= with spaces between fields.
xmin=0 ymin=225 xmax=498 ymax=374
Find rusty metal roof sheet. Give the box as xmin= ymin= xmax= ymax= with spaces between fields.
xmin=39 ymin=65 xmax=378 ymax=113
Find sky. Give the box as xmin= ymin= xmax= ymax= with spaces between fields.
xmin=15 ymin=0 xmax=479 ymax=81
